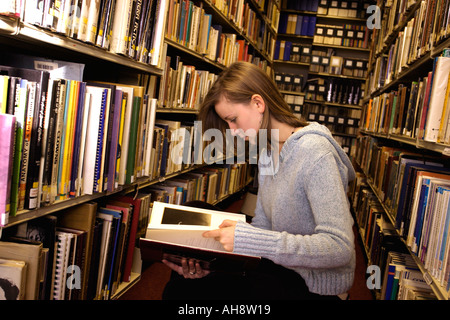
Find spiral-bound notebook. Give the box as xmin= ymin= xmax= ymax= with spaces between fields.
xmin=52 ymin=231 xmax=74 ymax=300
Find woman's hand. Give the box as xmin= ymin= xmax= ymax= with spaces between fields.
xmin=162 ymin=256 xmax=210 ymax=279
xmin=161 ymin=219 xmax=237 ymax=279
xmin=203 ymin=219 xmax=237 ymax=252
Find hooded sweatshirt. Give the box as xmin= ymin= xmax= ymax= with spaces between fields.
xmin=233 ymin=122 xmax=356 ymax=296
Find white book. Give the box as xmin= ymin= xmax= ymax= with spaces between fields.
xmin=146 ymin=201 xmax=246 ymax=251
xmin=109 ymin=0 xmax=133 ymax=55
xmin=82 ymin=86 xmax=104 ymax=195
xmin=144 ymin=98 xmax=157 ymax=177
xmin=150 ymin=0 xmax=169 ymax=67
xmin=78 ymin=0 xmax=101 ymax=43
xmin=76 ymin=93 xmax=91 ymax=196
xmin=141 ymin=202 xmax=260 ymax=272
xmin=424 ymin=57 xmax=450 ymax=142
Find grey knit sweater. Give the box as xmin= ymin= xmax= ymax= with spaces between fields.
xmin=233 ymin=122 xmax=356 ymax=296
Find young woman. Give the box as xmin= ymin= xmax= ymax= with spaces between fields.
xmin=162 ymin=61 xmax=356 ymax=300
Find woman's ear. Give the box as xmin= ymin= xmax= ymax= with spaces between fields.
xmin=251 ymin=94 xmax=265 ymax=113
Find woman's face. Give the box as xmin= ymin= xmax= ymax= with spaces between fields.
xmin=214 ymin=95 xmax=264 ymax=141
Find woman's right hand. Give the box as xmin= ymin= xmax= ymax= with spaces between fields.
xmin=162 ymin=256 xmax=211 ymax=279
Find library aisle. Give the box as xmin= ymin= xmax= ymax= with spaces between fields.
xmin=119 ymin=197 xmax=373 ymax=300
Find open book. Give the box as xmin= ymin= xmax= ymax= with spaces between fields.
xmin=139 ymin=202 xmax=260 ymax=272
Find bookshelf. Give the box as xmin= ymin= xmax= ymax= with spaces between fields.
xmin=0 ymin=0 xmax=262 ymax=300
xmin=273 ymin=0 xmax=374 ymax=156
xmin=353 ymin=0 xmax=450 ymax=300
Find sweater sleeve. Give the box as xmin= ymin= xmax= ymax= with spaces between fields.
xmin=233 ymin=152 xmax=354 ymax=269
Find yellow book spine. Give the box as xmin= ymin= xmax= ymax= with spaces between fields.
xmin=115 ymin=94 xmax=127 ymax=185
xmin=437 ymin=72 xmax=450 ymax=142
xmin=59 ymin=81 xmax=76 ymax=198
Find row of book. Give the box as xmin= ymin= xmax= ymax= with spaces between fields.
xmin=310 ymin=55 xmax=368 ymax=79
xmin=306 ymin=78 xmax=364 ymax=106
xmin=159 ymin=54 xmax=219 ymax=109
xmin=369 ymin=14 xmax=446 ymax=94
xmin=279 ymin=0 xmax=370 ymax=19
xmin=304 ymin=103 xmax=361 ymax=136
xmin=0 ymin=60 xmax=214 ymax=222
xmin=314 ymin=23 xmax=371 ymax=49
xmin=274 ymin=72 xmax=304 ymax=93
xmin=284 ymin=94 xmax=305 ymax=120
xmin=148 ymin=162 xmax=252 ymax=206
xmin=0 ymin=193 xmax=151 ymax=300
xmin=273 ymin=41 xmax=312 ymax=62
xmin=351 ymin=172 xmax=436 ymax=300
xmin=317 ymin=0 xmax=372 ymax=18
xmin=362 ymin=53 xmax=450 ymax=143
xmin=372 ymin=0 xmax=449 ymax=59
xmin=264 ymin=0 xmax=280 ymax=32
xmin=1 ymin=0 xmax=168 ymax=67
xmin=208 ymin=0 xmax=275 ymax=58
xmin=277 ymin=13 xmax=317 ymax=37
xmin=165 ymin=0 xmax=273 ymax=68
xmin=166 ymin=0 xmax=214 ymax=54
xmin=368 ymin=0 xmax=450 ymax=93
xmin=0 ymin=64 xmax=158 ymax=216
xmin=354 ymin=135 xmax=450 ymax=294
xmin=371 ymin=0 xmax=418 ymax=56
xmin=279 ymin=0 xmax=320 ymax=12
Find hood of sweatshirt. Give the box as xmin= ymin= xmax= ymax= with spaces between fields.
xmin=280 ymin=122 xmax=356 ymax=182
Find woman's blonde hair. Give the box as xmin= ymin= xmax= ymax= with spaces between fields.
xmin=198 ymin=61 xmax=308 ymax=141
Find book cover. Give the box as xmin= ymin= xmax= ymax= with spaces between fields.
xmin=0 ymin=240 xmax=43 ymax=300
xmin=0 ymin=258 xmax=27 ymax=300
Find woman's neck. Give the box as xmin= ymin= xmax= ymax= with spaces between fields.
xmin=269 ymin=117 xmax=298 ymax=151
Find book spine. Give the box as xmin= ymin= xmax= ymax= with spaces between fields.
xmin=125 ymin=96 xmax=141 ymax=184
xmin=18 ymin=81 xmax=36 ymax=211
xmin=0 ymin=114 xmax=16 ymax=226
xmin=94 ymin=89 xmax=107 ymax=193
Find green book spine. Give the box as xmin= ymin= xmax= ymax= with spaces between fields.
xmin=125 ymin=96 xmax=141 ymax=184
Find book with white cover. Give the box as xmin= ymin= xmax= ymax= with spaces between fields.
xmin=141 ymin=202 xmax=260 ymax=272
xmin=424 ymin=57 xmax=450 ymax=142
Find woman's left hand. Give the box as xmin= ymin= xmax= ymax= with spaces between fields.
xmin=203 ymin=219 xmax=237 ymax=252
